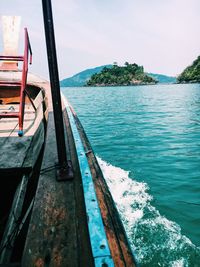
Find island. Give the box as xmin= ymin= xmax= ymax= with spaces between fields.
xmin=60 ymin=64 xmax=177 ymax=87
xmin=177 ymin=56 xmax=200 ymax=83
xmin=86 ymin=62 xmax=157 ymax=86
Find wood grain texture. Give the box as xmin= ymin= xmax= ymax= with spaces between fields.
xmin=22 ymin=111 xmax=94 ymax=267
xmin=72 ymin=110 xmax=138 ymax=267
xmin=0 ymin=73 xmax=47 ymax=171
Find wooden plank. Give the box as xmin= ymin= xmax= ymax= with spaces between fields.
xmin=0 ymin=78 xmax=46 ymax=169
xmin=0 ymin=135 xmax=33 ymax=170
xmin=22 ymin=121 xmax=44 ymax=169
xmin=63 ymin=110 xmax=94 ymax=267
xmin=0 ymin=104 xmax=35 ymax=137
xmin=62 ymin=98 xmax=114 ymax=266
xmin=22 ymin=112 xmax=79 ymax=267
xmin=0 ymin=105 xmax=44 ymax=170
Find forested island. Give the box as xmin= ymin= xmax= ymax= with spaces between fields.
xmin=86 ymin=62 xmax=157 ymax=86
xmin=60 ymin=64 xmax=176 ymax=87
xmin=177 ymin=56 xmax=200 ymax=83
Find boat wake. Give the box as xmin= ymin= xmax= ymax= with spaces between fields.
xmin=97 ymin=157 xmax=200 ymax=267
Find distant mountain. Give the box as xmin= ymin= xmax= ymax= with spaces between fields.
xmin=60 ymin=65 xmax=112 ymax=87
xmin=177 ymin=56 xmax=200 ymax=83
xmin=60 ymin=65 xmax=176 ymax=87
xmin=147 ymin=73 xmax=177 ymax=84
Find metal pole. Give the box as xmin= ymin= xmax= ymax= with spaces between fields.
xmin=41 ymin=0 xmax=73 ymax=180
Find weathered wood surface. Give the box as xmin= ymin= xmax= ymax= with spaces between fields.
xmin=0 ymin=104 xmax=44 ymax=171
xmin=0 ymin=71 xmax=48 ymax=172
xmin=63 ymin=110 xmax=94 ymax=267
xmin=22 ymin=99 xmax=138 ymax=266
xmin=71 ymin=109 xmax=138 ymax=267
xmin=0 ymin=104 xmax=35 ymax=137
xmin=22 ymin=77 xmax=94 ymax=266
xmin=22 ymin=111 xmax=94 ymax=267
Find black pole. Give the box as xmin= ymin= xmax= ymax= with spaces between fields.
xmin=41 ymin=0 xmax=73 ymax=180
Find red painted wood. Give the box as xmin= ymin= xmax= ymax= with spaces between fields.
xmin=0 ymin=28 xmax=32 ymax=134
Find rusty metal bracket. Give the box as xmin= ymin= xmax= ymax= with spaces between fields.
xmin=56 ymin=160 xmax=74 ymax=181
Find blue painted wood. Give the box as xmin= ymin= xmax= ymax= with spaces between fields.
xmin=61 ymin=93 xmax=114 ymax=267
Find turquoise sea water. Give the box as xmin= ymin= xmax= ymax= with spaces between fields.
xmin=62 ymin=84 xmax=200 ymax=266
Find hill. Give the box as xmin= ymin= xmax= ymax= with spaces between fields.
xmin=60 ymin=64 xmax=177 ymax=87
xmin=177 ymin=56 xmax=200 ymax=83
xmin=147 ymin=73 xmax=176 ymax=84
xmin=60 ymin=65 xmax=112 ymax=87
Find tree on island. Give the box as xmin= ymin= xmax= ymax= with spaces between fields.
xmin=86 ymin=62 xmax=157 ymax=86
xmin=177 ymin=56 xmax=200 ymax=83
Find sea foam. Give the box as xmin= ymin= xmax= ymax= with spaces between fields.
xmin=97 ymin=157 xmax=200 ymax=266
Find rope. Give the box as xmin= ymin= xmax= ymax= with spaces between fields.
xmin=40 ymin=164 xmax=57 ymax=174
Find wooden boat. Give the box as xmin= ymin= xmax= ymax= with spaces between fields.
xmin=0 ymin=16 xmax=50 ymax=265
xmin=0 ymin=10 xmax=138 ymax=267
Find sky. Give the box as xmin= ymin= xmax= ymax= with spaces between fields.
xmin=1 ymin=0 xmax=200 ymax=80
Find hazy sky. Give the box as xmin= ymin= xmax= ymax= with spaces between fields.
xmin=1 ymin=0 xmax=200 ymax=80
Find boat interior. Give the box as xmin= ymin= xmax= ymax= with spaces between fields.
xmin=0 ymin=14 xmax=137 ymax=267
